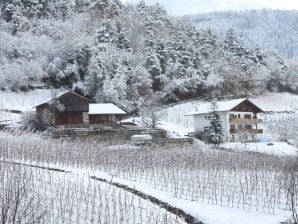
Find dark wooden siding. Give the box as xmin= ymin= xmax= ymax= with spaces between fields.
xmin=36 ymin=104 xmax=49 ymax=114
xmin=55 ymin=112 xmax=83 ymax=124
xmin=59 ymin=93 xmax=90 ymax=112
xmin=230 ymin=100 xmax=263 ymax=114
xmin=89 ymin=115 xmax=110 ymax=124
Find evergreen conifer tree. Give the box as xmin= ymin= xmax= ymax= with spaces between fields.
xmin=208 ymin=101 xmax=223 ymax=144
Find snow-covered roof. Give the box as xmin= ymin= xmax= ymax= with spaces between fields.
xmin=186 ymin=98 xmax=254 ymax=115
xmin=89 ymin=103 xmax=126 ymax=115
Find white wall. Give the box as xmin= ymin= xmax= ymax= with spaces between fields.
xmin=193 ymin=114 xmax=210 ymax=132
xmin=193 ymin=111 xmax=262 ymax=142
xmin=194 ymin=112 xmax=228 ymax=140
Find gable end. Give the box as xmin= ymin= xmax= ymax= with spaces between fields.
xmin=230 ymin=99 xmax=263 ymax=113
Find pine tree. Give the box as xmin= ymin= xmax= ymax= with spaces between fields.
xmin=115 ymin=22 xmax=130 ymax=50
xmin=208 ymin=101 xmax=223 ymax=144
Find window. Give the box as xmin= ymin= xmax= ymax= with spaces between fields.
xmin=230 ymin=124 xmax=235 ymax=129
xmin=244 ymin=114 xmax=252 ymax=119
xmin=245 ymin=125 xmax=252 ymax=129
xmin=238 ymin=114 xmax=241 ymax=118
xmin=229 ymin=114 xmax=237 ymax=120
xmin=238 ymin=124 xmax=243 ymax=129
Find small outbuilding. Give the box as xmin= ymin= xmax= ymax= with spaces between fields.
xmin=88 ymin=103 xmax=127 ymax=130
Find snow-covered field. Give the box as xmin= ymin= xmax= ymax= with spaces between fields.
xmin=0 ymin=89 xmax=65 ymax=124
xmin=220 ymin=141 xmax=297 ymax=156
xmin=0 ymin=132 xmax=297 ymax=224
xmin=0 ymin=162 xmax=183 ymax=224
xmin=0 ymin=110 xmax=22 ymax=124
xmin=0 ymin=91 xmax=297 ymax=223
xmin=0 ymin=89 xmax=64 ymax=111
xmin=252 ymin=93 xmax=298 ymax=112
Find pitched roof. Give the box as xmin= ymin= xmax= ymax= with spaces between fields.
xmin=186 ymin=98 xmax=263 ymax=115
xmin=55 ymin=91 xmax=93 ymax=102
xmin=89 ymin=103 xmax=127 ymax=115
xmin=35 ymin=91 xmax=93 ymax=108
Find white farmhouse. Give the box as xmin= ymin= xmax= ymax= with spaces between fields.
xmin=186 ymin=99 xmax=264 ymax=142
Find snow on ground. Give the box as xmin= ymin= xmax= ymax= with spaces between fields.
xmin=1 ymin=162 xmax=184 ymax=224
xmin=120 ymin=116 xmax=193 ymax=138
xmin=158 ymin=121 xmax=193 ymax=138
xmin=0 ymin=111 xmax=22 ymax=124
xmin=0 ymin=131 xmax=295 ymax=224
xmin=0 ymin=91 xmax=296 ymax=223
xmin=0 ymin=89 xmax=65 ymax=111
xmin=3 ymin=158 xmax=290 ymax=224
xmin=120 ymin=116 xmax=144 ymax=126
xmin=252 ymin=92 xmax=298 ymax=112
xmin=162 ymin=100 xmax=199 ymax=129
xmin=220 ymin=141 xmax=298 ymax=156
xmin=0 ymin=89 xmax=66 ymax=126
xmin=90 ymin=171 xmax=291 ymax=224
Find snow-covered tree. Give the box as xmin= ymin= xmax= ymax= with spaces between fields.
xmin=207 ymin=101 xmax=223 ymax=144
xmin=139 ymin=99 xmax=166 ymax=128
xmin=0 ymin=0 xmax=295 ymax=110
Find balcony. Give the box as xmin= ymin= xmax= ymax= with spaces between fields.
xmin=230 ymin=129 xmax=263 ymax=134
xmin=229 ymin=118 xmax=263 ymax=124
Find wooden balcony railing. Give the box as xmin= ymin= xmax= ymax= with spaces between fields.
xmin=229 ymin=118 xmax=263 ymax=124
xmin=230 ymin=129 xmax=263 ymax=134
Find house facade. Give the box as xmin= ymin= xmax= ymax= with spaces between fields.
xmin=187 ymin=99 xmax=264 ymax=142
xmin=35 ymin=92 xmax=126 ymax=130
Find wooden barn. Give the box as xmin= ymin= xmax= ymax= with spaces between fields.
xmin=35 ymin=92 xmax=127 ymax=130
xmin=36 ymin=92 xmax=93 ymax=128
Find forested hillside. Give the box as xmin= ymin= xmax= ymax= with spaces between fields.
xmin=187 ymin=9 xmax=298 ymax=58
xmin=0 ymin=0 xmax=297 ymax=112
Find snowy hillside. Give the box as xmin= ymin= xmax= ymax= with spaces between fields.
xmin=187 ymin=9 xmax=298 ymax=58
xmin=0 ymin=89 xmax=64 ymax=124
xmin=0 ymin=1 xmax=297 ymax=111
xmin=0 ymin=89 xmax=65 ymax=111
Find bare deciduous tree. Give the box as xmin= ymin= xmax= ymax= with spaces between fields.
xmin=140 ymin=105 xmax=166 ymax=128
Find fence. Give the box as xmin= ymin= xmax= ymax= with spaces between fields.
xmin=51 ymin=128 xmax=166 ymax=139
xmin=144 ymin=138 xmax=193 ymax=146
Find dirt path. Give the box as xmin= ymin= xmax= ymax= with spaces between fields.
xmin=0 ymin=160 xmax=204 ymax=224
xmin=90 ymin=176 xmax=203 ymax=224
